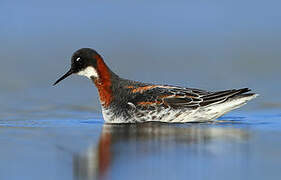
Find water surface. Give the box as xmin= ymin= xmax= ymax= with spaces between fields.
xmin=1 ymin=109 xmax=281 ymax=180
xmin=1 ymin=0 xmax=281 ymax=179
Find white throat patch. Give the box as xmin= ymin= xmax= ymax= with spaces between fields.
xmin=77 ymin=67 xmax=98 ymax=79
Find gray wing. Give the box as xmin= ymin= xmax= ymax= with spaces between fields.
xmin=125 ymin=83 xmax=251 ymax=109
xmin=163 ymin=87 xmax=252 ymax=109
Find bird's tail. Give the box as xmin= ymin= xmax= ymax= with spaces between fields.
xmin=213 ymin=90 xmax=259 ymax=118
xmin=200 ymin=88 xmax=259 ymax=120
xmin=228 ymin=88 xmax=259 ymax=102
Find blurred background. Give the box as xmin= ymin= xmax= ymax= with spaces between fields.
xmin=1 ymin=1 xmax=281 ymax=180
xmin=1 ymin=0 xmax=281 ymax=120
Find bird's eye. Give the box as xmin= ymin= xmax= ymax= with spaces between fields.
xmin=76 ymin=57 xmax=81 ymax=62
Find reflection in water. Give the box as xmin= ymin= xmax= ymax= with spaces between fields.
xmin=73 ymin=123 xmax=249 ymax=180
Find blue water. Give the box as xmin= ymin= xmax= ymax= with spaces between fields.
xmin=0 ymin=105 xmax=281 ymax=180
xmin=1 ymin=0 xmax=281 ymax=179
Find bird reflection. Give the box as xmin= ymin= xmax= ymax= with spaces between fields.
xmin=73 ymin=123 xmax=249 ymax=180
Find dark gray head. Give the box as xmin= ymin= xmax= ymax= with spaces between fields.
xmin=53 ymin=48 xmax=101 ymax=86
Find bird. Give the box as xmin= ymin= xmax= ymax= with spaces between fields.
xmin=53 ymin=48 xmax=258 ymax=123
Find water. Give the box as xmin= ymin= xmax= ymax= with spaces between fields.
xmin=1 ymin=0 xmax=281 ymax=180
xmin=1 ymin=111 xmax=281 ymax=180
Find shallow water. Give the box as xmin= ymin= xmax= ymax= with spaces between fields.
xmin=1 ymin=108 xmax=281 ymax=180
xmin=1 ymin=0 xmax=281 ymax=179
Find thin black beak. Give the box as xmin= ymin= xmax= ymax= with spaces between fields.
xmin=53 ymin=69 xmax=73 ymax=86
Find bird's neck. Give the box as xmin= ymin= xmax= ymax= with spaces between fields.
xmin=91 ymin=55 xmax=118 ymax=107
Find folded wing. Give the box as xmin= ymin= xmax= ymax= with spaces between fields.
xmin=163 ymin=88 xmax=251 ymax=109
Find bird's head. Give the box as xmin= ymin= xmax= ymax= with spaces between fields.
xmin=53 ymin=48 xmax=102 ymax=86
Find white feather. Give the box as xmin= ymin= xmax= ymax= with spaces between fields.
xmin=77 ymin=67 xmax=98 ymax=79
